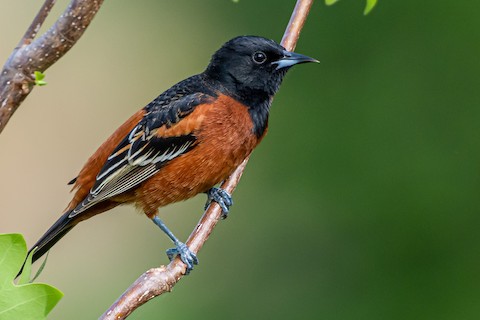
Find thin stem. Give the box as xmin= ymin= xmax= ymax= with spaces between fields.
xmin=17 ymin=0 xmax=57 ymax=47
xmin=281 ymin=0 xmax=315 ymax=51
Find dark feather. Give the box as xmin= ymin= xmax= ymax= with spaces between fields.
xmin=30 ymin=211 xmax=74 ymax=264
xmin=69 ymin=75 xmax=216 ymax=217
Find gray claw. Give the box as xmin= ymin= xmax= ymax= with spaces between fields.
xmin=205 ymin=187 xmax=233 ymax=219
xmin=166 ymin=241 xmax=198 ymax=274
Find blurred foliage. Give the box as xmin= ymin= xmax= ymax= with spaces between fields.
xmin=0 ymin=234 xmax=62 ymax=320
xmin=325 ymin=0 xmax=378 ymax=15
xmin=1 ymin=0 xmax=479 ymax=319
xmin=364 ymin=0 xmax=378 ymax=15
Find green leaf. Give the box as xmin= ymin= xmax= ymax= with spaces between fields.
xmin=31 ymin=251 xmax=49 ymax=283
xmin=33 ymin=71 xmax=47 ymax=86
xmin=364 ymin=0 xmax=377 ymax=15
xmin=325 ymin=0 xmax=340 ymax=5
xmin=325 ymin=0 xmax=378 ymax=14
xmin=0 ymin=234 xmax=63 ymax=320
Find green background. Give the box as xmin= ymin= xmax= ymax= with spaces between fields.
xmin=1 ymin=0 xmax=479 ymax=319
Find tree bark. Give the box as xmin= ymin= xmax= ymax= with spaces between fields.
xmin=0 ymin=0 xmax=104 ymax=133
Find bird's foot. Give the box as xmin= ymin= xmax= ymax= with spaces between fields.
xmin=166 ymin=241 xmax=198 ymax=274
xmin=205 ymin=187 xmax=233 ymax=219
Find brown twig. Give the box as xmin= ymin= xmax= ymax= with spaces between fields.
xmin=17 ymin=0 xmax=57 ymax=47
xmin=101 ymin=158 xmax=250 ymax=319
xmin=281 ymin=0 xmax=315 ymax=52
xmin=100 ymin=0 xmax=315 ymax=319
xmin=0 ymin=0 xmax=104 ymax=134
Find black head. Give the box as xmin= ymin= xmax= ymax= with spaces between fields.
xmin=205 ymin=36 xmax=317 ymax=137
xmin=205 ymin=36 xmax=317 ymax=100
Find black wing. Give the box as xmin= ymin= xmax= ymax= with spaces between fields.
xmin=69 ymin=75 xmax=216 ymax=217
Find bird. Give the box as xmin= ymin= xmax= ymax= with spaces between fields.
xmin=24 ymin=36 xmax=318 ymax=274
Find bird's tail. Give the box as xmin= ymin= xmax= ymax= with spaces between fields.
xmin=30 ymin=211 xmax=76 ymax=264
xmin=17 ymin=211 xmax=75 ymax=278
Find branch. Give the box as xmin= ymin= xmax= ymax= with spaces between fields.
xmin=0 ymin=0 xmax=104 ymax=134
xmin=17 ymin=0 xmax=57 ymax=47
xmin=100 ymin=0 xmax=315 ymax=318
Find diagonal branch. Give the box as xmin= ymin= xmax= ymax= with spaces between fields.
xmin=17 ymin=0 xmax=57 ymax=47
xmin=0 ymin=0 xmax=104 ymax=134
xmin=100 ymin=0 xmax=315 ymax=319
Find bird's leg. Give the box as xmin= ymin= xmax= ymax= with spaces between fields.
xmin=151 ymin=215 xmax=198 ymax=273
xmin=205 ymin=186 xmax=233 ymax=219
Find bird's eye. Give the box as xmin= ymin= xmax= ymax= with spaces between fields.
xmin=252 ymin=51 xmax=267 ymax=64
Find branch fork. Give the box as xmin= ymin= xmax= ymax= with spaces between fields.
xmin=0 ymin=0 xmax=104 ymax=133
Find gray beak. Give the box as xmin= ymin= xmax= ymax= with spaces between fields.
xmin=273 ymin=50 xmax=319 ymax=70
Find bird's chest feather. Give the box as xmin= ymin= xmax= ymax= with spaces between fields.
xmin=136 ymin=95 xmax=265 ymax=214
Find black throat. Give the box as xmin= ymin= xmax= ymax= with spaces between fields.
xmin=233 ymin=88 xmax=271 ymax=138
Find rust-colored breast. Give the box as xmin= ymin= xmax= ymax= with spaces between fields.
xmin=136 ymin=95 xmax=262 ymax=216
xmin=66 ymin=109 xmax=145 ymax=211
